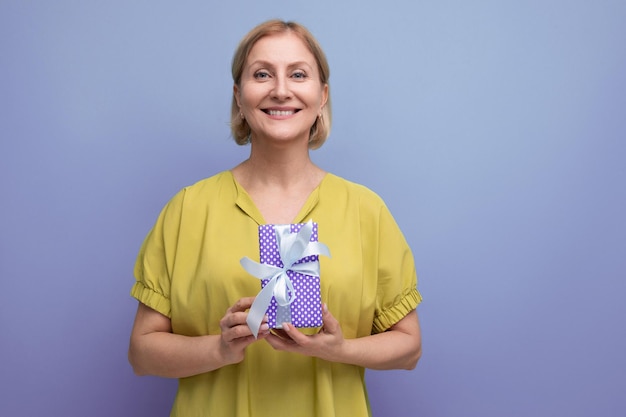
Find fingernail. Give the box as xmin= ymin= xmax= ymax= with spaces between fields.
xmin=261 ymin=324 xmax=269 ymax=331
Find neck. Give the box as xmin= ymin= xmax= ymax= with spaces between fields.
xmin=230 ymin=139 xmax=327 ymax=224
xmin=236 ymin=140 xmax=320 ymax=188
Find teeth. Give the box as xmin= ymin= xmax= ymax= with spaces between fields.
xmin=267 ymin=110 xmax=294 ymax=116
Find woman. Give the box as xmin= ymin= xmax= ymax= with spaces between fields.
xmin=129 ymin=20 xmax=422 ymax=417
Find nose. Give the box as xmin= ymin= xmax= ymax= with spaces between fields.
xmin=271 ymin=75 xmax=291 ymax=101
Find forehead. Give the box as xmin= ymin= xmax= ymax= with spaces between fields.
xmin=246 ymin=32 xmax=317 ymax=67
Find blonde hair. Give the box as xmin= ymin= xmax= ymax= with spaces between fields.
xmin=230 ymin=20 xmax=332 ymax=149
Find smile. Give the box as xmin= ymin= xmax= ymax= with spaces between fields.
xmin=263 ymin=109 xmax=299 ymax=116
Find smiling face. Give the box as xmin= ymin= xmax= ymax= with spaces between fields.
xmin=234 ymin=32 xmax=328 ymax=146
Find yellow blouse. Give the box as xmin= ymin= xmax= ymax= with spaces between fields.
xmin=131 ymin=171 xmax=422 ymax=417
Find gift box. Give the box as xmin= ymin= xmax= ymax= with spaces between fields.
xmin=241 ymin=220 xmax=330 ymax=338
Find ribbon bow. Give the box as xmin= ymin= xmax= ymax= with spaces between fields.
xmin=240 ymin=220 xmax=330 ymax=338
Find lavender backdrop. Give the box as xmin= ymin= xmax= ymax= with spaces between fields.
xmin=1 ymin=1 xmax=624 ymax=416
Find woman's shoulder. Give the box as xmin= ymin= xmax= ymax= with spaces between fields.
xmin=184 ymin=170 xmax=233 ymax=191
xmin=323 ymin=173 xmax=387 ymax=206
xmin=162 ymin=171 xmax=235 ymax=210
xmin=169 ymin=171 xmax=234 ymax=199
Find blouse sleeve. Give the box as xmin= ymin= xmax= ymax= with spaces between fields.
xmin=372 ymin=204 xmax=422 ymax=334
xmin=130 ymin=189 xmax=186 ymax=318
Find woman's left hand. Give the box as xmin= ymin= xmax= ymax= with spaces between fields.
xmin=265 ymin=304 xmax=345 ymax=362
xmin=265 ymin=306 xmax=422 ymax=370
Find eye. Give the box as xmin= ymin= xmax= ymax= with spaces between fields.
xmin=253 ymin=70 xmax=271 ymax=80
xmin=291 ymin=71 xmax=308 ymax=80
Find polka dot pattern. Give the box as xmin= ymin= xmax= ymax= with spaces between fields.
xmin=258 ymin=222 xmax=323 ymax=329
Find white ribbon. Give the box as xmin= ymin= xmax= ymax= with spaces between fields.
xmin=240 ymin=220 xmax=330 ymax=338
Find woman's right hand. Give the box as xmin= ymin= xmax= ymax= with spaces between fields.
xmin=218 ymin=296 xmax=270 ymax=364
xmin=129 ymin=297 xmax=269 ymax=378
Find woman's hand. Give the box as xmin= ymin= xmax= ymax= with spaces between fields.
xmin=129 ymin=297 xmax=270 ymax=378
xmin=265 ymin=304 xmax=346 ymax=362
xmin=265 ymin=306 xmax=422 ymax=370
xmin=219 ymin=297 xmax=271 ymax=365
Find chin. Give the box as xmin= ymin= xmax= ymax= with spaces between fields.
xmin=264 ymin=131 xmax=309 ymax=144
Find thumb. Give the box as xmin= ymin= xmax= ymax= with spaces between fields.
xmin=321 ymin=304 xmax=340 ymax=334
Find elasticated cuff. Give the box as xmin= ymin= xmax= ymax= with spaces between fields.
xmin=372 ymin=287 xmax=422 ymax=334
xmin=130 ymin=281 xmax=171 ymax=318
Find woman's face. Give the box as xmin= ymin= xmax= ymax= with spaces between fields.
xmin=235 ymin=32 xmax=328 ymax=146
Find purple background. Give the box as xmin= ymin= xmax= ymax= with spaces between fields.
xmin=1 ymin=1 xmax=624 ymax=416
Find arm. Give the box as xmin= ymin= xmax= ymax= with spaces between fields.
xmin=265 ymin=305 xmax=422 ymax=370
xmin=128 ymin=297 xmax=269 ymax=378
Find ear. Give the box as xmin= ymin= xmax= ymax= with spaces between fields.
xmin=320 ymin=84 xmax=329 ymax=110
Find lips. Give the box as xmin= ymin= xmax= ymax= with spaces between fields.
xmin=262 ymin=108 xmax=300 ymax=116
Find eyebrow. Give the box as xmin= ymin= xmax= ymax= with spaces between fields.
xmin=248 ymin=60 xmax=314 ymax=70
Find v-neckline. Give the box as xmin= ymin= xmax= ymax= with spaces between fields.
xmin=229 ymin=170 xmax=327 ymax=225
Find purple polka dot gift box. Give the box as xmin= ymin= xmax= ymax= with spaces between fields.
xmin=240 ymin=220 xmax=331 ymax=336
